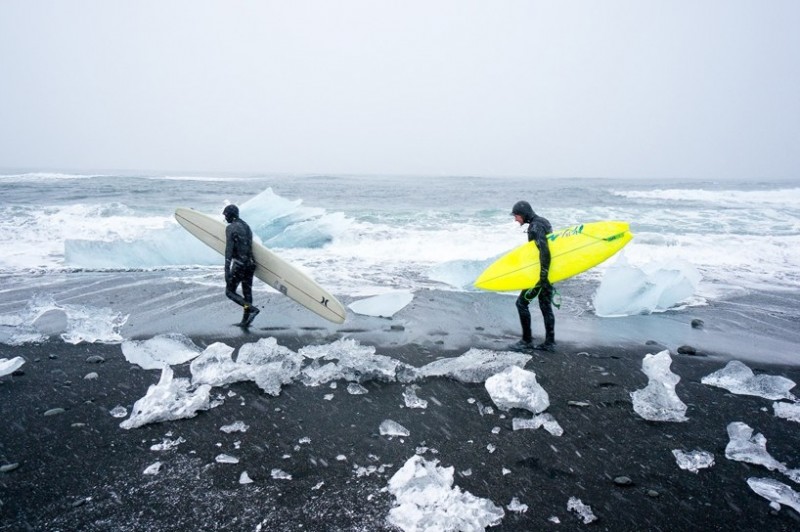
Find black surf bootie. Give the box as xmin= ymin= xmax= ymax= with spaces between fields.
xmin=508 ymin=339 xmax=534 ymax=352
xmin=533 ymin=340 xmax=556 ymax=352
xmin=242 ymin=306 xmax=260 ymax=327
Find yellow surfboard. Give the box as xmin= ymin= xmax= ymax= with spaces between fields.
xmin=474 ymin=221 xmax=633 ymax=291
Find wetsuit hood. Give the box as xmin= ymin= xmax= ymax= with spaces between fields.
xmin=511 ymin=200 xmax=535 ymax=223
xmin=223 ymin=204 xmax=239 ymax=223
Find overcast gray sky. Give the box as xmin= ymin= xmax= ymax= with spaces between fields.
xmin=1 ymin=1 xmax=798 ymax=179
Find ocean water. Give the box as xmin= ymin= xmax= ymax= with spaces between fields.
xmin=1 ymin=172 xmax=798 ymax=360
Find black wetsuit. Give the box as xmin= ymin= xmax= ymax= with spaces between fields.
xmin=515 ymin=212 xmax=555 ymax=344
xmin=224 ymin=218 xmax=256 ymax=309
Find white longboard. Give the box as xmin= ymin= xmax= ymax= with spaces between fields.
xmin=175 ymin=207 xmax=346 ymax=324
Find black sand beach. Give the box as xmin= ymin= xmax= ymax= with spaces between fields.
xmin=2 ymin=323 xmax=799 ymax=531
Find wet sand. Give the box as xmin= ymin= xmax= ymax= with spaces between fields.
xmin=2 ymin=330 xmax=799 ymax=531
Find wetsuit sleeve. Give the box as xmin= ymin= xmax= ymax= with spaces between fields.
xmin=529 ymin=223 xmax=551 ymax=285
xmin=224 ymin=224 xmax=235 ymax=276
xmin=537 ymin=233 xmax=551 ymax=285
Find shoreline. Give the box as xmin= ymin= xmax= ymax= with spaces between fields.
xmin=2 ymin=332 xmax=799 ymax=530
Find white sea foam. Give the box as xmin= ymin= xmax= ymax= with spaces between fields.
xmin=1 ymin=178 xmax=798 ymax=300
xmin=613 ymin=187 xmax=800 ymax=207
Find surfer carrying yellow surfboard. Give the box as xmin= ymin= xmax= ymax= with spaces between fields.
xmin=509 ymin=200 xmax=556 ymax=352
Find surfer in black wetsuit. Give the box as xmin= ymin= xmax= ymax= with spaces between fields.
xmin=509 ymin=200 xmax=556 ymax=352
xmin=223 ymin=204 xmax=260 ymax=327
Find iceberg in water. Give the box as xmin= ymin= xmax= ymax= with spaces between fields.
xmin=630 ymin=350 xmax=688 ymax=422
xmin=121 ymin=366 xmax=216 ymax=429
xmin=593 ymin=255 xmax=701 ymax=317
xmin=485 ymin=366 xmax=550 ymax=414
xmin=348 ymin=291 xmax=414 ymax=318
xmin=386 ymin=456 xmax=505 ymax=531
xmin=701 ymin=360 xmax=796 ymax=401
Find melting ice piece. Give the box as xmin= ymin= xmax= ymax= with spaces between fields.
xmin=143 ymin=462 xmax=162 ymax=475
xmin=220 ymin=421 xmax=249 ymax=433
xmin=403 ymin=385 xmax=428 ymax=409
xmin=567 ymin=496 xmax=597 ymax=524
xmin=387 ymin=456 xmax=505 ymax=531
xmin=702 ymin=360 xmax=796 ymax=401
xmin=271 ymin=469 xmax=292 ymax=480
xmin=0 ymin=357 xmax=25 ymax=377
xmin=725 ymin=421 xmax=800 ymax=483
xmin=774 ymin=401 xmax=800 ymax=423
xmin=239 ymin=471 xmax=254 ymax=484
xmin=747 ymin=477 xmax=800 ymax=514
xmin=191 ymin=338 xmax=303 ymax=396
xmin=150 ymin=437 xmax=185 ymax=451
xmin=347 ymin=383 xmax=369 ymax=395
xmin=348 ymin=291 xmax=413 ymax=318
xmin=216 ymin=454 xmax=239 ymax=464
xmin=507 ymin=497 xmax=528 ymax=513
xmin=630 ymin=350 xmax=688 ymax=422
xmin=380 ymin=419 xmax=410 ymax=437
xmin=418 ymin=349 xmax=530 ymax=384
xmin=593 ymin=255 xmax=701 ymax=317
xmin=120 ymin=366 xmax=215 ymax=429
xmin=122 ymin=333 xmax=202 ymax=370
xmin=485 ymin=366 xmax=550 ymax=414
xmin=512 ymin=414 xmax=563 ymax=436
xmin=299 ymin=338 xmax=411 ymax=386
xmin=672 ymin=449 xmax=715 ymax=473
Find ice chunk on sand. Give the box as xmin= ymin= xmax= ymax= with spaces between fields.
xmin=348 ymin=291 xmax=413 ymax=318
xmin=593 ymin=255 xmax=701 ymax=317
xmin=725 ymin=422 xmax=800 ymax=482
xmin=299 ymin=338 xmax=411 ymax=385
xmin=191 ymin=338 xmax=303 ymax=396
xmin=220 ymin=421 xmax=249 ymax=433
xmin=143 ymin=462 xmax=162 ymax=475
xmin=567 ymin=496 xmax=597 ymax=524
xmin=122 ymin=333 xmax=201 ymax=370
xmin=120 ymin=366 xmax=215 ymax=429
xmin=486 ymin=366 xmax=550 ymax=414
xmin=512 ymin=414 xmax=563 ymax=436
xmin=420 ymin=349 xmax=531 ymax=384
xmin=32 ymin=308 xmax=68 ymax=336
xmin=380 ymin=419 xmax=410 ymax=437
xmin=672 ymin=449 xmax=715 ymax=473
xmin=631 ymin=350 xmax=688 ymax=422
xmin=747 ymin=477 xmax=800 ymax=514
xmin=774 ymin=401 xmax=800 ymax=423
xmin=387 ymin=456 xmax=505 ymax=531
xmin=702 ymin=360 xmax=796 ymax=401
xmin=403 ymin=385 xmax=428 ymax=409
xmin=0 ymin=357 xmax=25 ymax=377
xmin=507 ymin=497 xmax=528 ymax=513
xmin=236 ymin=337 xmax=304 ymax=395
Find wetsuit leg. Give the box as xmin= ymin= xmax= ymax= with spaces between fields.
xmin=225 ymin=272 xmax=248 ymax=307
xmin=516 ymin=290 xmax=533 ymax=343
xmin=538 ymin=284 xmax=555 ymax=343
xmin=241 ymin=266 xmax=254 ymax=306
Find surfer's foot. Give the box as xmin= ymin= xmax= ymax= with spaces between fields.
xmin=508 ymin=339 xmax=534 ymax=352
xmin=533 ymin=341 xmax=556 ymax=352
xmin=243 ymin=306 xmax=260 ymax=327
